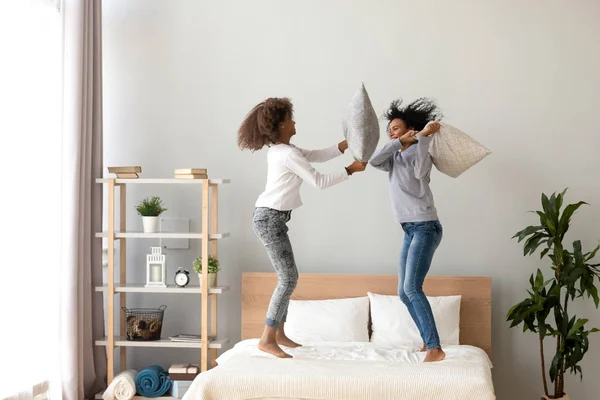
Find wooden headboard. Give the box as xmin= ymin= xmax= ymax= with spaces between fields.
xmin=242 ymin=273 xmax=492 ymax=357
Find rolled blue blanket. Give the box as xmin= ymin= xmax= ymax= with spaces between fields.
xmin=135 ymin=365 xmax=172 ymax=398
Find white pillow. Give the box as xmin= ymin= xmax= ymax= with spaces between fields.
xmin=429 ymin=122 xmax=491 ymax=178
xmin=367 ymin=292 xmax=461 ymax=348
xmin=285 ymin=296 xmax=370 ymax=343
xmin=342 ymin=83 xmax=380 ymax=162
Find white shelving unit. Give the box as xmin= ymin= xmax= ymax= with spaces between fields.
xmin=95 ymin=232 xmax=230 ymax=239
xmin=95 ymin=177 xmax=230 ymax=387
xmin=95 ymin=337 xmax=228 ymax=349
xmin=96 ymin=178 xmax=230 ymax=185
xmin=95 ymin=284 xmax=230 ymax=294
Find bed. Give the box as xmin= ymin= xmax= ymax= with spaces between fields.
xmin=183 ymin=273 xmax=495 ymax=400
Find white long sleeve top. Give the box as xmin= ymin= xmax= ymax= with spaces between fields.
xmin=254 ymin=143 xmax=349 ymax=211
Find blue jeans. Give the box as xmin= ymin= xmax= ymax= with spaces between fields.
xmin=399 ymin=220 xmax=443 ymax=350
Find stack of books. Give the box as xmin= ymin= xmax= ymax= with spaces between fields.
xmin=168 ymin=363 xmax=199 ymax=379
xmin=168 ymin=334 xmax=216 ymax=342
xmin=174 ymin=168 xmax=207 ymax=179
xmin=107 ymin=166 xmax=141 ymax=178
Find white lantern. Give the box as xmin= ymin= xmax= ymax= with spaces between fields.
xmin=146 ymin=246 xmax=167 ymax=288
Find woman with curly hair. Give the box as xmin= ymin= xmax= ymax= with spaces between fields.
xmin=238 ymin=97 xmax=367 ymax=358
xmin=369 ymin=97 xmax=446 ymax=362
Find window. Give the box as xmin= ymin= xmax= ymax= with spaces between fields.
xmin=0 ymin=0 xmax=62 ymax=398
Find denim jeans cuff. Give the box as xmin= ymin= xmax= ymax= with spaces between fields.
xmin=265 ymin=318 xmax=280 ymax=328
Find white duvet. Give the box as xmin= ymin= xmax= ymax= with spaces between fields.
xmin=183 ymin=340 xmax=495 ymax=400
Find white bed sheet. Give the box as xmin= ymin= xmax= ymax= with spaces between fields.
xmin=183 ymin=339 xmax=495 ymax=400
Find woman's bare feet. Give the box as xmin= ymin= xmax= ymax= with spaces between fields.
xmin=419 ymin=343 xmax=427 ymax=352
xmin=424 ymin=348 xmax=446 ymax=362
xmin=276 ymin=333 xmax=302 ymax=348
xmin=258 ymin=338 xmax=292 ymax=358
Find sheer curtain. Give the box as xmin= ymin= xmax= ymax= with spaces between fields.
xmin=0 ymin=0 xmax=106 ymax=399
xmin=60 ymin=0 xmax=106 ymax=398
xmin=0 ymin=0 xmax=62 ymax=398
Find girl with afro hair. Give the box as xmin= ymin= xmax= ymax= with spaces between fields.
xmin=369 ymin=97 xmax=446 ymax=362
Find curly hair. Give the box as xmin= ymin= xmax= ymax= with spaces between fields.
xmin=383 ymin=97 xmax=443 ymax=132
xmin=237 ymin=97 xmax=294 ymax=151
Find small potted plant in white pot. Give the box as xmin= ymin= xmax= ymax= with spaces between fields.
xmin=192 ymin=256 xmax=220 ymax=289
xmin=135 ymin=196 xmax=167 ymax=233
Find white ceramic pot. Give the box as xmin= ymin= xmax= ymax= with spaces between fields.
xmin=142 ymin=216 xmax=158 ymax=233
xmin=198 ymin=273 xmax=216 ymax=289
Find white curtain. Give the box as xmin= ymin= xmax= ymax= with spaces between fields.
xmin=60 ymin=0 xmax=106 ymax=399
xmin=0 ymin=0 xmax=106 ymax=399
xmin=0 ymin=0 xmax=62 ymax=399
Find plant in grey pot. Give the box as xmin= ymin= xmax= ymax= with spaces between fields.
xmin=135 ymin=196 xmax=167 ymax=233
xmin=193 ymin=256 xmax=220 ymax=289
xmin=507 ymin=189 xmax=600 ymax=400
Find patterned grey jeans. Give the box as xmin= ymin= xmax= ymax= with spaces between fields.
xmin=252 ymin=207 xmax=298 ymax=328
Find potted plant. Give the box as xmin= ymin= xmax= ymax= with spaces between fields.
xmin=192 ymin=256 xmax=220 ymax=289
xmin=135 ymin=196 xmax=167 ymax=233
xmin=507 ymin=189 xmax=600 ymax=400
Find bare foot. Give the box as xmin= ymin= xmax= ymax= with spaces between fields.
xmin=424 ymin=348 xmax=446 ymax=362
xmin=258 ymin=339 xmax=293 ymax=358
xmin=419 ymin=343 xmax=426 ymax=352
xmin=276 ymin=333 xmax=302 ymax=348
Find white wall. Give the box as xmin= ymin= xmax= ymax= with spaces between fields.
xmin=101 ymin=0 xmax=600 ymax=398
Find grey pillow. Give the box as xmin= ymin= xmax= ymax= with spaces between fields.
xmin=429 ymin=123 xmax=491 ymax=178
xmin=342 ymin=83 xmax=380 ymax=162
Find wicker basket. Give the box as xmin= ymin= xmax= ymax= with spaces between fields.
xmin=122 ymin=305 xmax=166 ymax=341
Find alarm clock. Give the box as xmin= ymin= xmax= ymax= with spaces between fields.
xmin=174 ymin=267 xmax=190 ymax=288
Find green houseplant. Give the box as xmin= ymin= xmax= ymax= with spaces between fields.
xmin=507 ymin=189 xmax=600 ymax=399
xmin=193 ymin=256 xmax=220 ymax=289
xmin=135 ymin=196 xmax=167 ymax=233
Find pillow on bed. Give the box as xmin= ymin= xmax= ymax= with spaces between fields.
xmin=367 ymin=292 xmax=461 ymax=347
xmin=285 ymin=296 xmax=370 ymax=343
xmin=429 ymin=122 xmax=491 ymax=178
xmin=342 ymin=83 xmax=380 ymax=162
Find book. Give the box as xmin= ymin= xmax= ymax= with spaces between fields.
xmin=169 ymin=363 xmax=200 ymax=374
xmin=169 ymin=373 xmax=198 ymax=382
xmin=174 ymin=174 xmax=208 ymax=179
xmin=108 ymin=166 xmax=142 ymax=173
xmin=175 ymin=168 xmax=207 ymax=175
xmin=116 ymin=172 xmax=139 ymax=179
xmin=168 ymin=334 xmax=215 ymax=342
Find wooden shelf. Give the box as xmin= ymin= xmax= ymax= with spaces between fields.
xmin=96 ymin=392 xmax=179 ymax=400
xmin=100 ymin=172 xmax=225 ymax=383
xmin=95 ymin=231 xmax=229 ymax=239
xmin=96 ymin=178 xmax=230 ymax=185
xmin=95 ymin=284 xmax=229 ymax=294
xmin=96 ymin=337 xmax=228 ymax=349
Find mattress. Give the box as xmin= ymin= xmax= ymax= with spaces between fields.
xmin=183 ymin=339 xmax=495 ymax=400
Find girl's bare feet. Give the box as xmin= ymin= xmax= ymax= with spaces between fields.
xmin=258 ymin=338 xmax=292 ymax=358
xmin=424 ymin=348 xmax=446 ymax=362
xmin=258 ymin=324 xmax=292 ymax=358
xmin=419 ymin=343 xmax=427 ymax=352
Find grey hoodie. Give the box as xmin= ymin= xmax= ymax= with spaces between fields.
xmin=369 ymin=134 xmax=438 ymax=223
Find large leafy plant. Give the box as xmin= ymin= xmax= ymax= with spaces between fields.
xmin=507 ymin=189 xmax=600 ymax=398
